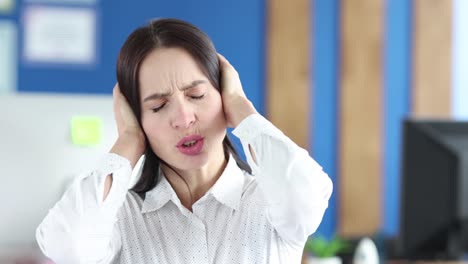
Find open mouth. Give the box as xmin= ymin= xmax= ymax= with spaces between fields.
xmin=177 ymin=135 xmax=204 ymax=156
xmin=182 ymin=140 xmax=197 ymax=147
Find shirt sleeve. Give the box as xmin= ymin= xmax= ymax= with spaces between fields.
xmin=36 ymin=153 xmax=132 ymax=264
xmin=232 ymin=114 xmax=333 ymax=245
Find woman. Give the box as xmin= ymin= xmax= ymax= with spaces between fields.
xmin=36 ymin=18 xmax=332 ymax=264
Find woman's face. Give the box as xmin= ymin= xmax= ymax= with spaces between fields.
xmin=139 ymin=47 xmax=227 ymax=171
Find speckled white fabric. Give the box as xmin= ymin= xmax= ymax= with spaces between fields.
xmin=113 ymin=158 xmax=282 ymax=264
xmin=36 ymin=114 xmax=333 ymax=264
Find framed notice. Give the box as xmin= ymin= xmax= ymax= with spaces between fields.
xmin=25 ymin=0 xmax=96 ymax=4
xmin=23 ymin=6 xmax=97 ymax=65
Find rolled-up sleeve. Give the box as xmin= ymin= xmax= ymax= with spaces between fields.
xmin=233 ymin=114 xmax=333 ymax=245
xmin=36 ymin=153 xmax=132 ymax=264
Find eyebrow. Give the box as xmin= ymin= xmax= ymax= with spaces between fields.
xmin=142 ymin=80 xmax=207 ymax=102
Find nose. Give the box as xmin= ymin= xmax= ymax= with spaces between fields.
xmin=170 ymin=101 xmax=196 ymax=129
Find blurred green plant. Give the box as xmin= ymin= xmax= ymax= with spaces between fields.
xmin=304 ymin=236 xmax=351 ymax=258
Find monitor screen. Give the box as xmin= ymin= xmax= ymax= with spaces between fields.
xmin=397 ymin=118 xmax=468 ymax=260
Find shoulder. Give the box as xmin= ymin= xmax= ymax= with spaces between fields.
xmin=116 ymin=190 xmax=144 ymax=219
xmin=240 ymin=171 xmax=268 ymax=207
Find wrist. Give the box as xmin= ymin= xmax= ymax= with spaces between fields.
xmin=110 ymin=132 xmax=145 ymax=168
xmin=231 ymin=97 xmax=257 ymax=127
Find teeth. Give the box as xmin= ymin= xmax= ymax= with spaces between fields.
xmin=183 ymin=140 xmax=196 ymax=147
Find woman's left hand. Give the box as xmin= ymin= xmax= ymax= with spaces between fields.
xmin=218 ymin=53 xmax=258 ymax=128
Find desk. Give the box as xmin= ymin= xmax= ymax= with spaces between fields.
xmin=388 ymin=261 xmax=468 ymax=264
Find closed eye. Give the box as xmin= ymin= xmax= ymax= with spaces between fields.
xmin=190 ymin=94 xmax=205 ymax=100
xmin=151 ymin=103 xmax=166 ymax=113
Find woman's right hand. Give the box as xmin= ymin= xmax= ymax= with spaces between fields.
xmin=113 ymin=83 xmax=141 ymax=136
xmin=111 ymin=83 xmax=146 ymax=168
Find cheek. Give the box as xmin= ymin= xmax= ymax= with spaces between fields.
xmin=141 ymin=116 xmax=171 ymax=157
xmin=204 ymin=96 xmax=226 ymax=125
xmin=141 ymin=115 xmax=164 ymax=142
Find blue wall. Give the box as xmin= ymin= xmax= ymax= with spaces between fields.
xmin=9 ymin=0 xmax=265 ymax=116
xmin=383 ymin=0 xmax=412 ymax=237
xmin=311 ymin=0 xmax=340 ymax=239
xmin=311 ymin=0 xmax=414 ymax=239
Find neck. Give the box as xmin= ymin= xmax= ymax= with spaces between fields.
xmin=162 ymin=147 xmax=228 ymax=211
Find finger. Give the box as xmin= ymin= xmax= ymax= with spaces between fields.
xmin=114 ymin=83 xmax=123 ymax=95
xmin=217 ymin=53 xmax=231 ymax=67
xmin=217 ymin=53 xmax=239 ymax=79
xmin=113 ymin=83 xmax=120 ymax=100
xmin=217 ymin=52 xmax=226 ymax=61
xmin=114 ymin=85 xmax=129 ymax=106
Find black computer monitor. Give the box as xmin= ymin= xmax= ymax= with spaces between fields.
xmin=397 ymin=118 xmax=468 ymax=260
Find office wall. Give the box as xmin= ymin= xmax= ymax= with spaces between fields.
xmin=337 ymin=0 xmax=463 ymax=238
xmin=452 ymin=0 xmax=468 ymax=120
xmin=310 ymin=0 xmax=339 ymax=239
xmin=0 ymin=0 xmax=266 ymax=246
xmin=3 ymin=0 xmax=467 ymax=247
xmin=382 ymin=0 xmax=412 ymax=237
xmin=338 ymin=0 xmax=384 ymax=237
xmin=0 ymin=94 xmax=117 ymax=245
xmin=15 ymin=0 xmax=266 ymax=112
xmin=307 ymin=0 xmax=459 ymax=239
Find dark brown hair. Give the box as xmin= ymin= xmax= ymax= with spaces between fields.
xmin=116 ymin=18 xmax=251 ymax=198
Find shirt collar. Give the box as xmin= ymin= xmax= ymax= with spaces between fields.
xmin=141 ymin=155 xmax=246 ymax=214
xmin=141 ymin=168 xmax=176 ymax=214
xmin=210 ymin=154 xmax=245 ymax=211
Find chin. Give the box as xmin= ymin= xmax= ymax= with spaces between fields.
xmin=166 ymin=152 xmax=211 ymax=172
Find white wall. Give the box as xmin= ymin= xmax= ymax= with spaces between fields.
xmin=452 ymin=0 xmax=468 ymax=120
xmin=0 ymin=93 xmax=117 ymax=247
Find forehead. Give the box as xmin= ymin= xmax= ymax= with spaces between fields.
xmin=138 ymin=47 xmax=206 ymax=94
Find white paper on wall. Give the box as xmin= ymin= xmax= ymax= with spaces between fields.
xmin=0 ymin=20 xmax=17 ymax=94
xmin=0 ymin=0 xmax=14 ymax=13
xmin=23 ymin=6 xmax=97 ymax=65
xmin=25 ymin=0 xmax=96 ymax=3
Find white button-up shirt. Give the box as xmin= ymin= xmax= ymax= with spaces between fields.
xmin=36 ymin=114 xmax=333 ymax=264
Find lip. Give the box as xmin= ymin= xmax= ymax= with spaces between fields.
xmin=176 ymin=135 xmax=204 ymax=147
xmin=176 ymin=135 xmax=204 ymax=156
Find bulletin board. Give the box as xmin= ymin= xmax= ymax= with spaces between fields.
xmin=0 ymin=0 xmax=265 ymax=115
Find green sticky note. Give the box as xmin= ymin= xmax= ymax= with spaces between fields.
xmin=70 ymin=116 xmax=102 ymax=146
